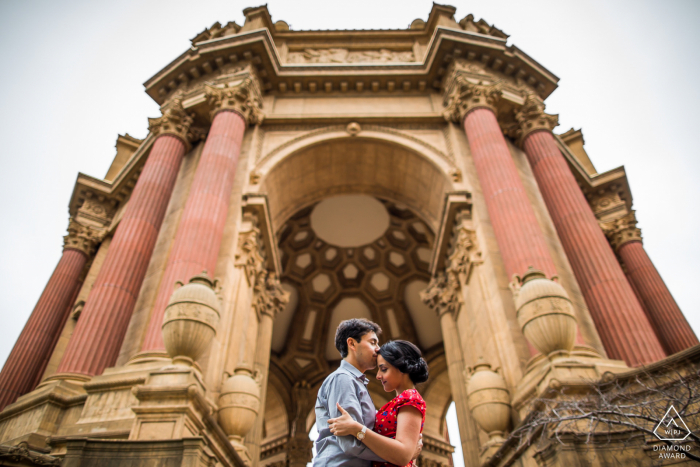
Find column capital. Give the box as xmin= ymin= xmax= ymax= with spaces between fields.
xmin=443 ymin=78 xmax=502 ymax=123
xmin=147 ymin=96 xmax=194 ymax=147
xmin=602 ymin=211 xmax=643 ymax=251
xmin=253 ymin=271 xmax=290 ymax=318
xmin=420 ymin=272 xmax=462 ymax=317
xmin=205 ymin=77 xmax=264 ymax=125
xmin=63 ymin=218 xmax=104 ymax=256
xmin=514 ymin=93 xmax=559 ymax=145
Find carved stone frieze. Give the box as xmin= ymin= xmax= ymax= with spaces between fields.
xmin=601 ymin=211 xmax=643 ymax=251
xmin=63 ymin=218 xmax=104 ymax=256
xmin=443 ymin=77 xmax=502 ymax=123
xmin=514 ymin=93 xmax=559 ymax=145
xmin=205 ymin=77 xmax=264 ymax=125
xmin=147 ymin=96 xmax=194 ymax=145
xmin=286 ymin=48 xmax=414 ymax=64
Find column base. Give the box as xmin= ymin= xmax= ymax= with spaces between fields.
xmin=0 ymin=378 xmax=87 ymax=451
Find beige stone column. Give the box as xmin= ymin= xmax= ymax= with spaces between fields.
xmin=422 ymin=272 xmax=480 ymax=466
xmin=245 ymin=271 xmax=289 ymax=463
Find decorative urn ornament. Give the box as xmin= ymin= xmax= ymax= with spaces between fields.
xmin=218 ymin=365 xmax=261 ymax=442
xmin=162 ymin=272 xmax=220 ymax=366
xmin=466 ymin=361 xmax=511 ymax=440
xmin=513 ymin=267 xmax=577 ymax=356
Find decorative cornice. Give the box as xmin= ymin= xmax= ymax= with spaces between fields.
xmin=147 ymin=96 xmax=194 ymax=147
xmin=205 ymin=76 xmax=264 ymax=125
xmin=63 ymin=218 xmax=104 ymax=256
xmin=443 ymin=77 xmax=502 ymax=123
xmin=514 ymin=93 xmax=559 ymax=145
xmin=601 ymin=211 xmax=643 ymax=251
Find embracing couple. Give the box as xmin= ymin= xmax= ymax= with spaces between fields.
xmin=313 ymin=318 xmax=428 ymax=467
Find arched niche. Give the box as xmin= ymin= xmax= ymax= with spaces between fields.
xmin=258 ymin=137 xmax=454 ymax=233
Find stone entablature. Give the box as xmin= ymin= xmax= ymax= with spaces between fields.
xmin=144 ymin=4 xmax=558 ymax=106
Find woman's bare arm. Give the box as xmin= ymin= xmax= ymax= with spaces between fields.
xmin=329 ymin=403 xmax=422 ymax=466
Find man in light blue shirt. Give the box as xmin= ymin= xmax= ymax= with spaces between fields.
xmin=313 ymin=319 xmax=420 ymax=466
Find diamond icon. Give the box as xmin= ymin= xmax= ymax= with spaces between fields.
xmin=654 ymin=406 xmax=691 ymax=441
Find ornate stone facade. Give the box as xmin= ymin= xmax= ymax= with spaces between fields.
xmin=0 ymin=4 xmax=695 ymax=467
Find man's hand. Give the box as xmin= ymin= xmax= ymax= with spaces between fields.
xmin=328 ymin=403 xmax=363 ymax=437
xmin=412 ymin=433 xmax=423 ymax=460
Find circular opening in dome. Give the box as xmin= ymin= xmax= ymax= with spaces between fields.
xmin=310 ymin=195 xmax=389 ymax=247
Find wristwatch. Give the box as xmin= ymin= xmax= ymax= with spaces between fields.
xmin=356 ymin=425 xmax=367 ymax=441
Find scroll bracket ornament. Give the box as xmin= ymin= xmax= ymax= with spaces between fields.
xmin=600 ymin=210 xmax=643 ymax=252
xmin=234 ymin=214 xmax=266 ymax=287
xmin=147 ymin=95 xmax=194 ymax=148
xmin=421 ymin=214 xmax=481 ymax=317
xmin=253 ymin=270 xmax=290 ymax=319
xmin=443 ymin=78 xmax=502 ymax=123
xmin=513 ymin=93 xmax=559 ymax=146
xmin=205 ymin=76 xmax=264 ymax=125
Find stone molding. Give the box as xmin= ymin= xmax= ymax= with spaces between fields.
xmin=63 ymin=218 xmax=104 ymax=256
xmin=205 ymin=76 xmax=264 ymax=125
xmin=513 ymin=93 xmax=559 ymax=145
xmin=443 ymin=77 xmax=502 ymax=123
xmin=601 ymin=211 xmax=643 ymax=252
xmin=147 ymin=96 xmax=194 ymax=147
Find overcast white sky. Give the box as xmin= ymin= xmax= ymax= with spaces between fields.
xmin=0 ymin=2 xmax=698 ymax=463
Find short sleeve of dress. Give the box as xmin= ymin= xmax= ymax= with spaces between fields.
xmin=394 ymin=389 xmax=426 ymax=419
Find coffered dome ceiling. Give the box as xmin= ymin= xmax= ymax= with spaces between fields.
xmin=271 ymin=196 xmax=441 ymax=385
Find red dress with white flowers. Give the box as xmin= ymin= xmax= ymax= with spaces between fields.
xmin=372 ymin=389 xmax=426 ymax=467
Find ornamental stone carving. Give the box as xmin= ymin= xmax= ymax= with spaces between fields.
xmin=447 ymin=215 xmax=481 ymax=277
xmin=286 ymin=48 xmax=415 ymax=64
xmin=63 ymin=218 xmax=103 ymax=256
xmin=205 ymin=77 xmax=263 ymax=124
xmin=514 ymin=93 xmax=559 ymax=145
xmin=253 ymin=271 xmax=290 ymax=318
xmin=147 ymin=96 xmax=194 ymax=145
xmin=420 ymin=272 xmax=462 ymax=317
xmin=601 ymin=211 xmax=643 ymax=251
xmin=443 ymin=78 xmax=502 ymax=123
xmin=235 ymin=223 xmax=266 ymax=286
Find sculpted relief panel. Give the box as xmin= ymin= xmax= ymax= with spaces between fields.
xmin=286 ymin=48 xmax=415 ymax=64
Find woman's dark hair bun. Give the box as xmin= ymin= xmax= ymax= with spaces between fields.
xmin=379 ymin=340 xmax=429 ymax=384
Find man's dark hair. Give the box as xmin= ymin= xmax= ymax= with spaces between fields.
xmin=334 ymin=318 xmax=382 ymax=358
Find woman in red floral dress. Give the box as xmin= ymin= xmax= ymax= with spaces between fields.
xmin=328 ymin=340 xmax=428 ymax=467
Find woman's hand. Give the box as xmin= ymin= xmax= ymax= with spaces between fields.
xmin=328 ymin=403 xmax=363 ymax=437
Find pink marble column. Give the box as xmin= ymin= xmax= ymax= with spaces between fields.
xmin=458 ymin=87 xmax=557 ymax=280
xmin=56 ymin=104 xmax=192 ymax=377
xmin=516 ymin=97 xmax=666 ymax=366
xmin=619 ymin=238 xmax=697 ymax=354
xmin=0 ymin=245 xmax=87 ymax=409
xmin=141 ymin=82 xmax=259 ymax=353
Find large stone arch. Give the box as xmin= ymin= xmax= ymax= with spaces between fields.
xmin=255 ymin=134 xmax=456 ymax=232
